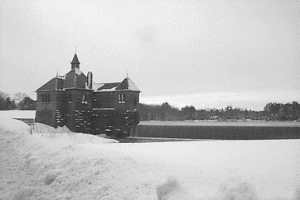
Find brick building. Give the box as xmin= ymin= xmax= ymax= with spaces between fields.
xmin=35 ymin=54 xmax=140 ymax=136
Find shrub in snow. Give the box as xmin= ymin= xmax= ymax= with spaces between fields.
xmin=44 ymin=170 xmax=61 ymax=185
xmin=157 ymin=177 xmax=181 ymax=200
xmin=156 ymin=177 xmax=198 ymax=200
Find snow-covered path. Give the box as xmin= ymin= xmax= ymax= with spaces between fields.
xmin=0 ymin=117 xmax=300 ymax=200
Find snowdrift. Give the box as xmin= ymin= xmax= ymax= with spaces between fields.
xmin=33 ymin=123 xmax=118 ymax=144
xmin=0 ymin=118 xmax=31 ymax=134
xmin=33 ymin=123 xmax=73 ymax=133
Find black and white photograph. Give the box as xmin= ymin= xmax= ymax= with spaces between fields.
xmin=0 ymin=0 xmax=299 ymax=199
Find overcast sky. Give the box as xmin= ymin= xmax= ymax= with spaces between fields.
xmin=0 ymin=0 xmax=299 ymax=110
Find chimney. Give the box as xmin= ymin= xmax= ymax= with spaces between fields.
xmin=87 ymin=72 xmax=93 ymax=89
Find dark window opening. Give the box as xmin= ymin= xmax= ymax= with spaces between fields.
xmin=119 ymin=93 xmax=125 ymax=103
xmin=68 ymin=94 xmax=72 ymax=103
xmin=134 ymin=98 xmax=137 ymax=107
xmin=42 ymin=94 xmax=50 ymax=103
xmin=82 ymin=94 xmax=88 ymax=104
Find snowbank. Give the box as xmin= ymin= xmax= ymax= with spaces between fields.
xmin=33 ymin=123 xmax=72 ymax=133
xmin=32 ymin=123 xmax=118 ymax=144
xmin=0 ymin=118 xmax=127 ymax=200
xmin=0 ymin=118 xmax=31 ymax=134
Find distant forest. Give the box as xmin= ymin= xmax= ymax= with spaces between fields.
xmin=0 ymin=92 xmax=36 ymax=110
xmin=139 ymin=102 xmax=300 ymax=122
xmin=1 ymin=91 xmax=299 ymax=121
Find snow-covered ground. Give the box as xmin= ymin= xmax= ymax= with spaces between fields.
xmin=0 ymin=110 xmax=35 ymax=119
xmin=0 ymin=113 xmax=300 ymax=199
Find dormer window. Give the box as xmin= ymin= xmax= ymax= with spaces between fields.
xmin=119 ymin=93 xmax=125 ymax=103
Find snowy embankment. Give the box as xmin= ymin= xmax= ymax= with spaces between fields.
xmin=0 ymin=114 xmax=300 ymax=199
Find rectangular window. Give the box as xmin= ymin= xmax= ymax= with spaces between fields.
xmin=42 ymin=94 xmax=50 ymax=103
xmin=119 ymin=93 xmax=125 ymax=103
xmin=68 ymin=94 xmax=72 ymax=103
xmin=82 ymin=94 xmax=88 ymax=104
xmin=134 ymin=98 xmax=137 ymax=107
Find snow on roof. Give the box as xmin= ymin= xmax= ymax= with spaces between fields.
xmin=90 ymin=82 xmax=104 ymax=91
xmin=57 ymin=75 xmax=65 ymax=79
xmin=97 ymin=82 xmax=120 ymax=91
xmin=96 ymin=78 xmax=140 ymax=92
xmin=37 ymin=59 xmax=140 ymax=93
xmin=116 ymin=78 xmax=140 ymax=92
xmin=99 ymin=87 xmax=117 ymax=91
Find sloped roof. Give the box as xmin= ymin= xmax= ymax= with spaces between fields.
xmin=97 ymin=78 xmax=140 ymax=92
xmin=97 ymin=82 xmax=120 ymax=91
xmin=91 ymin=82 xmax=104 ymax=91
xmin=116 ymin=78 xmax=140 ymax=92
xmin=64 ymin=70 xmax=87 ymax=89
xmin=71 ymin=53 xmax=80 ymax=64
xmin=36 ymin=77 xmax=64 ymax=92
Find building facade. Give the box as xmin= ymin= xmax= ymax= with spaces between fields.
xmin=35 ymin=54 xmax=140 ymax=136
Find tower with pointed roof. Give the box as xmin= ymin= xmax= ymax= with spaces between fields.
xmin=35 ymin=53 xmax=140 ymax=136
xmin=71 ymin=53 xmax=80 ymax=70
xmin=64 ymin=54 xmax=93 ymax=132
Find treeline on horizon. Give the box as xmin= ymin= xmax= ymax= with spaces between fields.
xmin=1 ymin=91 xmax=299 ymax=121
xmin=139 ymin=101 xmax=300 ymax=122
xmin=0 ymin=92 xmax=36 ymax=110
